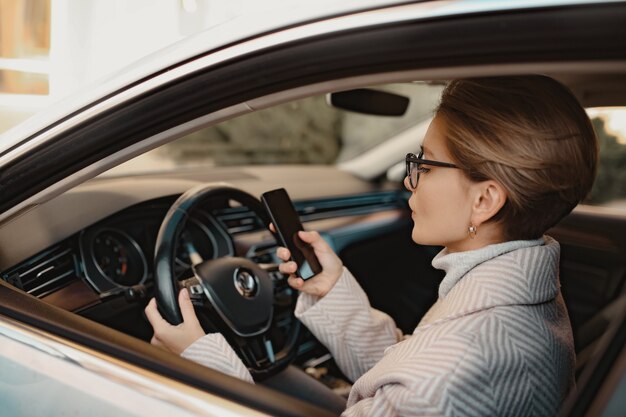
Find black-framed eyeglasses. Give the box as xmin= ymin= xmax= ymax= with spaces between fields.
xmin=405 ymin=151 xmax=460 ymax=189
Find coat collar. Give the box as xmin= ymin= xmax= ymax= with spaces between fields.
xmin=416 ymin=236 xmax=560 ymax=330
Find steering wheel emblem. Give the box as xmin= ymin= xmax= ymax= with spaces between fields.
xmin=234 ymin=268 xmax=259 ymax=298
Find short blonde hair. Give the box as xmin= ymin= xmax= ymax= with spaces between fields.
xmin=436 ymin=76 xmax=597 ymax=240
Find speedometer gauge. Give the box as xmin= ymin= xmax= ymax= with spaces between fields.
xmin=91 ymin=230 xmax=146 ymax=286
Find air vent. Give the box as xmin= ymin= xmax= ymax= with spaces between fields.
xmin=2 ymin=244 xmax=79 ymax=297
xmin=213 ymin=191 xmax=406 ymax=234
xmin=295 ymin=190 xmax=408 ymax=221
xmin=247 ymin=243 xmax=276 ymax=264
xmin=213 ymin=206 xmax=264 ymax=234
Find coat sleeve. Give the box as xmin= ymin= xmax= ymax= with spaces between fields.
xmin=342 ymin=382 xmax=441 ymax=417
xmin=295 ymin=267 xmax=404 ymax=382
xmin=340 ymin=332 xmax=481 ymax=417
xmin=181 ymin=333 xmax=254 ymax=384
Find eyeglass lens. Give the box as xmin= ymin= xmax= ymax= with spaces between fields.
xmin=407 ymin=161 xmax=416 ymax=189
xmin=406 ymin=152 xmax=423 ymax=189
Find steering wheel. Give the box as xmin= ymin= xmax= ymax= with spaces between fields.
xmin=154 ymin=184 xmax=301 ymax=380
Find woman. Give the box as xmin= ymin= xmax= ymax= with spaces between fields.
xmin=145 ymin=76 xmax=597 ymax=416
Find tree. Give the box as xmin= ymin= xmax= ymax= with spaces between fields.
xmin=587 ymin=117 xmax=626 ymax=204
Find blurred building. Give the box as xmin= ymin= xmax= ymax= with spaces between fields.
xmin=0 ymin=0 xmax=280 ymax=133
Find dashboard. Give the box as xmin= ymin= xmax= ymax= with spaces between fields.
xmin=1 ymin=195 xmax=264 ymax=301
xmin=0 ymin=163 xmax=415 ymax=362
xmin=0 ymin=170 xmax=415 ymax=372
xmin=0 ymin=185 xmax=409 ymax=320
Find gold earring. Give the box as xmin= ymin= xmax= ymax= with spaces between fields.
xmin=468 ymin=225 xmax=477 ymax=239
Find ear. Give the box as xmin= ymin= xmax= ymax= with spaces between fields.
xmin=469 ymin=180 xmax=507 ymax=227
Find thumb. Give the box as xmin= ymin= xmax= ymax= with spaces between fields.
xmin=178 ymin=288 xmax=198 ymax=323
xmin=298 ymin=231 xmax=330 ymax=252
xmin=144 ymin=297 xmax=168 ymax=328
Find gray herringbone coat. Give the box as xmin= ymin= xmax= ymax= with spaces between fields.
xmin=183 ymin=237 xmax=575 ymax=417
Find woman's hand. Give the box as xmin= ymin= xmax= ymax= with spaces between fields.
xmin=144 ymin=288 xmax=206 ymax=355
xmin=276 ymin=230 xmax=344 ymax=297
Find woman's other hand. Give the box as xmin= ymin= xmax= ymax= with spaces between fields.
xmin=276 ymin=230 xmax=343 ymax=297
xmin=144 ymin=288 xmax=206 ymax=354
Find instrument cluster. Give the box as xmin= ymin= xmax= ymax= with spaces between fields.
xmin=79 ymin=207 xmax=234 ymax=294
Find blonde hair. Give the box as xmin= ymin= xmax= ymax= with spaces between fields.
xmin=436 ymin=76 xmax=597 ymax=240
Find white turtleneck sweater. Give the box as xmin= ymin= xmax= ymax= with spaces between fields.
xmin=183 ymin=236 xmax=575 ymax=417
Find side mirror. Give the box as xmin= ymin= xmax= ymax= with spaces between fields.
xmin=327 ymin=88 xmax=410 ymax=116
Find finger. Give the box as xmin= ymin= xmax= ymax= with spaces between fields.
xmin=178 ymin=288 xmax=198 ymax=324
xmin=276 ymin=247 xmax=291 ymax=261
xmin=288 ymin=275 xmax=304 ymax=289
xmin=144 ymin=298 xmax=168 ymax=328
xmin=269 ymin=223 xmax=276 ymax=233
xmin=278 ymin=261 xmax=298 ymax=275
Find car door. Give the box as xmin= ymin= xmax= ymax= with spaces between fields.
xmin=0 ymin=305 xmax=269 ymax=417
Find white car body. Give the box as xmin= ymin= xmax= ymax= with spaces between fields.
xmin=1 ymin=1 xmax=625 ymax=416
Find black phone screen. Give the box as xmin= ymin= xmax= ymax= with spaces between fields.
xmin=261 ymin=188 xmax=322 ymax=279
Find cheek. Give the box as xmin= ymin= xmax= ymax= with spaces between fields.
xmin=410 ymin=178 xmax=470 ymax=245
xmin=411 ymin=179 xmax=447 ymax=218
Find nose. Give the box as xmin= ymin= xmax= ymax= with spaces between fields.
xmin=405 ymin=179 xmax=416 ymax=211
xmin=403 ymin=176 xmax=414 ymax=192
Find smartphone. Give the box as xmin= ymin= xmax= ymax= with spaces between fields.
xmin=261 ymin=188 xmax=322 ymax=280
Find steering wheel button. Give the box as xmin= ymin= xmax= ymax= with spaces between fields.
xmin=189 ymin=284 xmax=204 ymax=295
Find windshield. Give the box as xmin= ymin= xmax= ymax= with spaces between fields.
xmin=106 ymin=82 xmax=445 ymax=176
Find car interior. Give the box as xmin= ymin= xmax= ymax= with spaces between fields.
xmin=0 ymin=0 xmax=626 ymax=390
xmin=1 ymin=65 xmax=626 ymax=415
xmin=0 ymin=1 xmax=625 ymax=414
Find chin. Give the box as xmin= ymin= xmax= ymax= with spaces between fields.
xmin=411 ymin=227 xmax=428 ymax=245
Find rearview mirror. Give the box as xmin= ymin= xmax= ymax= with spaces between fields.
xmin=327 ymin=88 xmax=410 ymax=116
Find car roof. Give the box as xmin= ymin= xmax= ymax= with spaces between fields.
xmin=0 ymin=0 xmax=617 ymax=153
